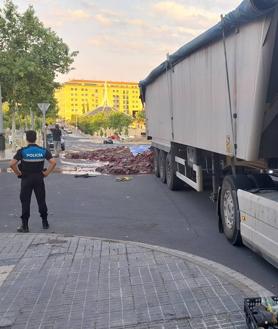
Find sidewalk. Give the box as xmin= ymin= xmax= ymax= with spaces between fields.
xmin=0 ymin=234 xmax=272 ymax=329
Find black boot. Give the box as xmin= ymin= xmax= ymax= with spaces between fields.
xmin=17 ymin=220 xmax=29 ymax=233
xmin=42 ymin=219 xmax=49 ymax=229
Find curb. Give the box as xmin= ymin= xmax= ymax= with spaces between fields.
xmin=6 ymin=233 xmax=272 ymax=297
xmin=128 ymin=241 xmax=274 ymax=296
xmin=90 ymin=236 xmax=274 ymax=297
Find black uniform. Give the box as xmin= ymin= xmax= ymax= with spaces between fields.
xmin=14 ymin=144 xmax=53 ymax=227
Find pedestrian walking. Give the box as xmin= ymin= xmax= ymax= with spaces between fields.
xmin=51 ymin=124 xmax=62 ymax=157
xmin=10 ymin=130 xmax=56 ymax=233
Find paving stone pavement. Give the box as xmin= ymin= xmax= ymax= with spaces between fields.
xmin=0 ymin=233 xmax=270 ymax=329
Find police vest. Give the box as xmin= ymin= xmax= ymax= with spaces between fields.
xmin=21 ymin=146 xmax=47 ymax=163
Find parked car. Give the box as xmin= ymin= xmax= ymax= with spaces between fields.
xmin=46 ymin=133 xmax=65 ymax=151
xmin=103 ymin=138 xmax=113 ymax=144
xmin=64 ymin=128 xmax=72 ymax=134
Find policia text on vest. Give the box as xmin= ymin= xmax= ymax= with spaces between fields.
xmin=10 ymin=131 xmax=56 ymax=233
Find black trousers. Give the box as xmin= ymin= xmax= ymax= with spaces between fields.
xmin=20 ymin=173 xmax=48 ymax=224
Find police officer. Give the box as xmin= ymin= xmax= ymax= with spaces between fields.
xmin=10 ymin=130 xmax=56 ymax=233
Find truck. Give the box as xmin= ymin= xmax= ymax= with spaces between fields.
xmin=139 ymin=0 xmax=278 ymax=268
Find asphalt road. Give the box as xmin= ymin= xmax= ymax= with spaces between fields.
xmin=0 ymin=134 xmax=277 ymax=294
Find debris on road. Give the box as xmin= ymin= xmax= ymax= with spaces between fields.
xmin=116 ymin=176 xmax=133 ymax=182
xmin=74 ymin=173 xmax=98 ymax=178
xmin=65 ymin=146 xmax=131 ymax=161
xmin=65 ymin=146 xmax=153 ymax=175
xmin=129 ymin=145 xmax=151 ymax=156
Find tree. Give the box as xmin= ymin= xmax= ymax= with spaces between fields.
xmin=0 ymin=0 xmax=78 ymax=128
xmin=76 ymin=112 xmax=134 ymax=136
xmin=92 ymin=113 xmax=109 ymax=135
xmin=107 ymin=112 xmax=134 ymax=135
xmin=136 ymin=110 xmax=145 ymax=123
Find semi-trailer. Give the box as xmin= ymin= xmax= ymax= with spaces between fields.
xmin=140 ymin=0 xmax=278 ymax=268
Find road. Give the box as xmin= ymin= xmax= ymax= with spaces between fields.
xmin=0 ymin=133 xmax=277 ymax=294
xmin=63 ymin=132 xmax=149 ymax=151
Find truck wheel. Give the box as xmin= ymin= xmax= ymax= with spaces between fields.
xmin=154 ymin=148 xmax=160 ymax=177
xmin=220 ymin=176 xmax=241 ymax=245
xmin=220 ymin=175 xmax=254 ymax=246
xmin=159 ymin=150 xmax=167 ymax=183
xmin=166 ymin=152 xmax=182 ymax=190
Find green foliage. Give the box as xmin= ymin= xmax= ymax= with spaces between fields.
xmin=75 ymin=111 xmax=134 ymax=136
xmin=92 ymin=113 xmax=108 ymax=133
xmin=3 ymin=108 xmax=42 ymax=130
xmin=136 ymin=110 xmax=145 ymax=122
xmin=107 ymin=112 xmax=133 ymax=134
xmin=0 ymin=0 xmax=78 ymax=125
xmin=77 ymin=117 xmax=91 ymax=135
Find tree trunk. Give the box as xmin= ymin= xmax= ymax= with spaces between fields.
xmin=30 ymin=109 xmax=34 ymax=130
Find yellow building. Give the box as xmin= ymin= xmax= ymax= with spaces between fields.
xmin=55 ymin=80 xmax=143 ymax=122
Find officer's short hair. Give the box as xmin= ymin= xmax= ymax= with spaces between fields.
xmin=26 ymin=130 xmax=37 ymax=143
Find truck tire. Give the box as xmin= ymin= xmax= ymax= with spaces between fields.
xmin=154 ymin=148 xmax=160 ymax=177
xmin=220 ymin=175 xmax=255 ymax=246
xmin=166 ymin=152 xmax=182 ymax=190
xmin=159 ymin=150 xmax=167 ymax=183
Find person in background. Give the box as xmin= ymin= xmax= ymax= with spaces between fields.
xmin=10 ymin=130 xmax=56 ymax=233
xmin=51 ymin=124 xmax=62 ymax=157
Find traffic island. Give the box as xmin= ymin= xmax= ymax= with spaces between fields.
xmin=0 ymin=233 xmax=272 ymax=329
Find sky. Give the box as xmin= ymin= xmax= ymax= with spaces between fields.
xmin=0 ymin=0 xmax=240 ymax=83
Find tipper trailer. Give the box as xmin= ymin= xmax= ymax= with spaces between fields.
xmin=139 ymin=0 xmax=278 ymax=268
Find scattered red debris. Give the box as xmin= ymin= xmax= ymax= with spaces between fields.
xmin=65 ymin=147 xmax=154 ymax=175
